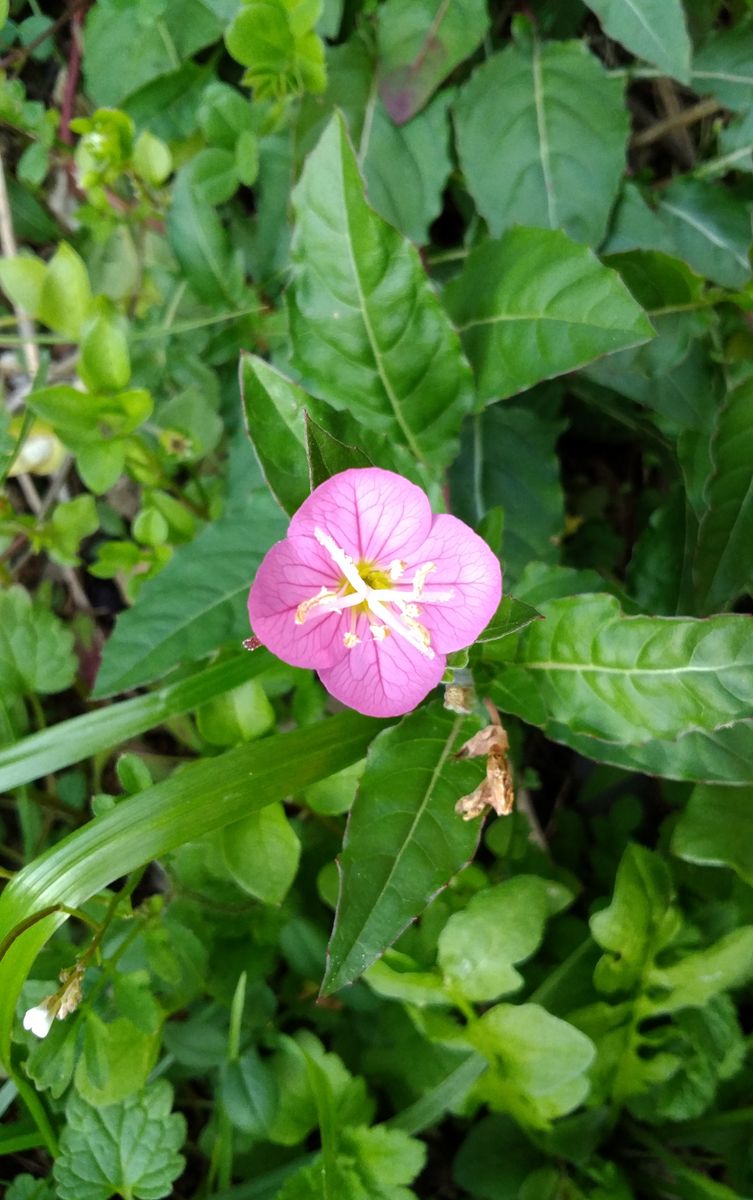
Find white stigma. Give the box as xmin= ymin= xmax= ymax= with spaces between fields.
xmin=293 ymin=527 xmax=454 ymax=660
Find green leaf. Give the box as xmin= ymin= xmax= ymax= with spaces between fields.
xmin=0 ymin=586 xmax=76 ymax=698
xmin=590 ymin=845 xmax=677 ymax=996
xmin=27 ymin=385 xmax=152 ymax=445
xmin=0 ymin=254 xmax=46 ymax=314
xmin=487 ymin=593 xmax=753 ymax=744
xmin=225 ymin=0 xmax=327 ymax=98
xmin=453 ymin=1116 xmax=545 ymax=1200
xmin=692 ymin=22 xmax=753 ymax=112
xmin=581 ymin=0 xmax=691 ymax=81
xmin=449 ymin=402 xmax=566 ymax=579
xmin=37 ymin=243 xmax=91 ymax=339
xmin=377 ymin=0 xmax=489 ymax=123
xmin=444 ymin=229 xmax=653 ymax=405
xmin=74 ymin=1014 xmax=159 ymax=1106
xmin=437 ymin=876 xmax=572 ymax=1002
xmin=475 ymin=596 xmax=543 ymax=645
xmin=0 ymin=711 xmax=380 ymax=1066
xmin=454 ymin=37 xmax=628 ymax=244
xmin=132 ymin=129 xmax=173 ymax=185
xmin=240 ymin=354 xmax=310 ymax=516
xmin=222 ymin=802 xmax=301 ymax=904
xmin=322 ymin=704 xmax=486 ymax=994
xmin=6 ymin=1176 xmax=56 ymax=1200
xmin=221 ymin=1050 xmax=278 ymax=1136
xmin=93 ymin=479 xmax=285 ymax=696
xmin=694 ymin=380 xmax=753 ymax=612
xmin=288 ymin=113 xmax=474 ymax=481
xmin=469 ymin=1003 xmax=595 ymax=1129
xmin=198 ymin=80 xmax=256 ymax=150
xmin=167 ymin=165 xmax=244 ymax=306
xmin=0 ymin=654 xmax=270 ymax=792
xmin=305 ymin=412 xmax=373 ymax=491
xmin=53 ymin=1080 xmax=185 ymax=1200
xmin=196 ymin=678 xmax=275 ymax=745
xmin=362 ymin=90 xmax=454 ymax=244
xmin=654 ymin=179 xmax=752 ymax=291
xmin=187 ymin=146 xmax=239 ymax=205
xmin=79 ymin=309 xmax=131 ymax=392
xmin=672 ymin=784 xmax=753 ymax=885
xmin=83 ymin=0 xmax=224 ymax=107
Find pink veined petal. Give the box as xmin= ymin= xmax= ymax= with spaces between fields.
xmin=247 ymin=535 xmax=345 ymax=669
xmin=406 ymin=514 xmax=502 ymax=654
xmin=288 ymin=468 xmax=433 ymax=565
xmin=317 ymin=613 xmax=447 ymax=717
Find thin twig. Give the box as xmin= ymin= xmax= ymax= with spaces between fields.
xmin=632 ymin=96 xmax=723 ymax=151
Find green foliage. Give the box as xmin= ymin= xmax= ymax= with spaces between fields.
xmin=0 ymin=586 xmax=76 ymax=698
xmin=226 ymin=0 xmax=327 ymax=99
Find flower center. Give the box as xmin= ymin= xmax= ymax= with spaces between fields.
xmin=294 ymin=527 xmax=454 ymax=657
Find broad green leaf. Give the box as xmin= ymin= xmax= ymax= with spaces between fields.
xmin=363 ymin=91 xmax=454 ymax=245
xmin=83 ymin=0 xmax=224 ymax=107
xmin=0 ymin=711 xmax=379 ymax=1066
xmin=0 ymin=654 xmax=269 ymax=793
xmin=74 ymin=1013 xmax=159 ymax=1106
xmin=0 ymin=586 xmax=76 ymax=698
xmin=547 ymin=719 xmax=753 ymax=786
xmin=240 ymin=354 xmax=310 ymax=516
xmin=37 ymin=243 xmax=91 ymax=339
xmin=626 ymin=487 xmax=697 ymax=617
xmin=189 ymin=146 xmax=239 ymax=205
xmin=196 ymin=677 xmax=275 ymax=745
xmin=322 ymin=704 xmax=486 ymax=994
xmin=198 ymin=80 xmax=256 ymax=149
xmin=0 ymin=254 xmax=46 ymax=314
xmin=476 ymin=596 xmax=543 ymax=645
xmin=6 ymin=1177 xmax=55 ymax=1200
xmin=656 ymin=179 xmax=751 ymax=291
xmin=454 ymin=37 xmax=628 ymax=244
xmin=650 ymin=927 xmax=753 ymax=1012
xmin=449 ymin=402 xmax=567 ymax=579
xmin=692 ymin=22 xmax=753 ymax=112
xmin=267 ymin=1030 xmax=373 ymax=1146
xmin=590 ymin=845 xmax=677 ymax=995
xmin=582 ymin=0 xmax=691 ymax=81
xmin=377 ymin=0 xmax=489 ymax=123
xmin=167 ymin=165 xmax=245 ymax=306
xmin=288 ymin=114 xmax=474 ymax=480
xmin=54 ymin=1080 xmax=185 ymax=1200
xmin=222 ymin=802 xmax=301 ymax=904
xmin=453 ymin=1116 xmax=545 ymax=1200
xmin=225 ymin=0 xmax=327 ymax=98
xmin=79 ymin=309 xmax=130 ymax=392
xmin=438 ymin=876 xmax=572 ymax=1002
xmin=469 ymin=1003 xmax=595 ymax=1129
xmin=279 ymin=1123 xmax=426 ymax=1200
xmin=93 ymin=477 xmax=285 ymax=696
xmin=444 ymin=229 xmax=654 ymax=405
xmin=694 ymin=381 xmax=753 ymax=612
xmin=305 ymin=412 xmax=372 ymax=490
xmin=221 ymin=1050 xmax=278 ymax=1137
xmin=672 ymin=784 xmax=753 ymax=885
xmin=487 ymin=593 xmax=753 ymax=744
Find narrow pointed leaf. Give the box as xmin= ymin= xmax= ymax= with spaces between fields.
xmin=305 ymin=412 xmax=372 ymax=489
xmin=487 ymin=593 xmax=753 ymax=744
xmin=240 ymin=354 xmax=311 ymax=516
xmin=444 ymin=229 xmax=653 ymax=404
xmin=476 ymin=597 xmax=543 ymax=645
xmin=0 ymin=712 xmax=381 ymax=1066
xmin=322 ymin=704 xmax=486 ymax=995
xmin=288 ymin=114 xmax=474 ymax=479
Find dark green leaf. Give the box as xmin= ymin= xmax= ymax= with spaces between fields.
xmin=167 ymin=166 xmax=245 ymax=307
xmin=475 ymin=596 xmax=543 ymax=645
xmin=240 ymin=354 xmax=311 ymax=516
xmin=305 ymin=412 xmax=372 ymax=490
xmin=672 ymin=784 xmax=753 ymax=884
xmin=692 ymin=22 xmax=753 ymax=112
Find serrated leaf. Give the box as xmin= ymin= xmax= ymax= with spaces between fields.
xmin=0 ymin=586 xmax=76 ymax=698
xmin=449 ymin=402 xmax=567 ymax=578
xmin=288 ymin=113 xmax=474 ymax=481
xmin=94 ymin=473 xmax=285 ymax=696
xmin=582 ymin=0 xmax=691 ymax=82
xmin=53 ymin=1080 xmax=185 ymax=1200
xmin=377 ymin=0 xmax=489 ymax=123
xmin=692 ymin=22 xmax=753 ymax=112
xmin=475 ymin=596 xmax=543 ymax=645
xmin=672 ymin=784 xmax=753 ymax=885
xmin=487 ymin=593 xmax=753 ymax=745
xmin=454 ymin=37 xmax=628 ymax=244
xmin=322 ymin=704 xmax=486 ymax=994
xmin=694 ymin=380 xmax=753 ymax=612
xmin=444 ymin=229 xmax=653 ymax=405
xmin=305 ymin=412 xmax=372 ymax=490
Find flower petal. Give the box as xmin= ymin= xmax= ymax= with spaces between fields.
xmin=289 ymin=468 xmax=433 ymax=565
xmin=318 ymin=614 xmax=447 ymax=717
xmin=408 ymin=514 xmax=502 ymax=654
xmin=247 ymin=536 xmax=344 ymax=669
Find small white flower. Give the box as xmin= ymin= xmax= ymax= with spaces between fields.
xmin=23 ymin=1003 xmax=55 ymax=1039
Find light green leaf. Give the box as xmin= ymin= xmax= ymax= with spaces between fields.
xmin=692 ymin=22 xmax=753 ymax=112
xmin=449 ymin=402 xmax=566 ymax=579
xmin=377 ymin=0 xmax=489 ymax=122
xmin=196 ymin=678 xmax=275 ymax=745
xmin=6 ymin=1175 xmax=56 ymax=1200
xmin=0 ymin=586 xmax=76 ymax=698
xmin=54 ymin=1080 xmax=185 ymax=1200
xmin=188 ymin=146 xmax=239 ymax=205
xmin=38 ymin=243 xmax=91 ymax=339
xmin=0 ymin=254 xmax=46 ymax=315
xmin=74 ymin=1014 xmax=159 ymax=1107
xmin=488 ymin=593 xmax=753 ymax=744
xmin=469 ymin=1003 xmax=595 ymax=1129
xmin=26 ymin=385 xmax=152 ymax=445
xmin=288 ymin=113 xmax=475 ymax=480
xmin=454 ymin=37 xmax=628 ymax=244
xmin=79 ymin=309 xmax=130 ymax=392
xmin=444 ymin=229 xmax=653 ymax=405
xmin=590 ymin=845 xmax=677 ymax=996
xmin=694 ymin=380 xmax=753 ymax=612
xmin=222 ymin=802 xmax=301 ymax=904
xmin=322 ymin=704 xmax=486 ymax=994
xmin=649 ymin=927 xmax=753 ymax=1012
xmin=438 ymin=876 xmax=572 ymax=1001
xmin=582 ymin=0 xmax=691 ymax=81
xmin=225 ymin=0 xmax=326 ymax=98
xmin=93 ymin=476 xmax=285 ymax=696
xmin=198 ymin=80 xmax=256 ymax=149
xmin=672 ymin=784 xmax=753 ymax=885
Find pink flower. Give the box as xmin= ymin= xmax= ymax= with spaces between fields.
xmin=247 ymin=468 xmax=502 ymax=718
